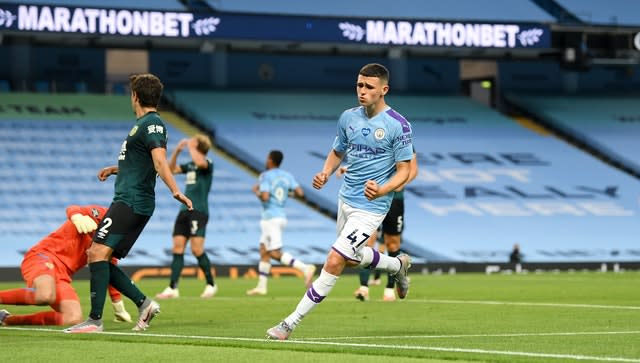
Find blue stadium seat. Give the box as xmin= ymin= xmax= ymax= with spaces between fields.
xmin=0 ymin=114 xmax=335 ymax=267
xmin=168 ymin=90 xmax=640 ymax=263
xmin=504 ymin=92 xmax=640 ymax=177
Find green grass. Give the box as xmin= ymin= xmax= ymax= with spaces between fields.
xmin=1 ymin=271 xmax=639 ymax=362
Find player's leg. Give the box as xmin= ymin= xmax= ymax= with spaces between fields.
xmin=267 ymin=201 xmax=381 ymax=340
xmin=248 ymin=219 xmax=273 ymax=295
xmin=381 ymin=198 xmax=406 ymax=300
xmin=158 ymin=211 xmax=188 ymax=299
xmin=189 ymin=211 xmax=217 ymax=298
xmin=52 ymin=281 xmax=83 ymax=325
xmin=66 ymin=202 xmax=155 ymax=333
xmin=62 ymin=241 xmax=112 ymax=333
xmin=267 ymin=249 xmax=347 ymax=340
xmin=247 ymin=243 xmax=270 ymax=295
xmin=354 ymin=232 xmax=378 ymax=301
xmin=371 ymin=242 xmax=385 ymax=285
xmin=271 ymin=218 xmax=316 ymax=287
xmin=0 ymin=263 xmax=62 ymax=326
xmin=191 ymin=237 xmax=217 ymax=298
xmin=0 ymin=287 xmax=37 ymax=306
xmin=108 ymin=284 xmax=132 ymax=323
xmin=156 ymin=236 xmax=187 ymax=299
xmin=0 ymin=278 xmax=51 ymax=306
xmin=382 ymin=233 xmax=402 ymax=301
xmin=3 ymin=280 xmax=80 ymax=326
xmin=357 ymin=245 xmax=410 ymax=299
xmin=106 ymin=262 xmax=158 ymax=331
xmin=170 ymin=236 xmax=187 ymax=289
xmin=0 ymin=252 xmax=56 ymax=306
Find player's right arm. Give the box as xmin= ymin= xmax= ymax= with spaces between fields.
xmin=152 ymin=146 xmax=193 ymax=210
xmin=313 ymin=149 xmax=344 ymax=190
xmin=253 ymin=174 xmax=270 ymax=202
xmin=169 ymin=139 xmax=188 ymax=174
xmin=97 ymin=166 xmax=118 ymax=181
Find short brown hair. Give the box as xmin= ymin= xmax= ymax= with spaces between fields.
xmin=194 ymin=134 xmax=212 ymax=154
xmin=359 ymin=63 xmax=389 ymax=84
xmin=129 ymin=73 xmax=164 ymax=108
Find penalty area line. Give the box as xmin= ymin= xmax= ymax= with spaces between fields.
xmin=3 ymin=327 xmax=640 ymax=362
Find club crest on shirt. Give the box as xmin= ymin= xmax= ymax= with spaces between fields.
xmin=374 ymin=128 xmax=385 ymax=140
xmin=129 ymin=126 xmax=138 ymax=136
xmin=91 ymin=208 xmax=100 ymax=218
xmin=361 ymin=128 xmax=371 ymax=137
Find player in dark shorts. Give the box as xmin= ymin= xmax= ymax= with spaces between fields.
xmin=64 ymin=73 xmax=192 ymax=333
xmin=156 ymin=134 xmax=218 ymax=299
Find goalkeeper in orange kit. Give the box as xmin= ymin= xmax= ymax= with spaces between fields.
xmin=0 ymin=205 xmax=132 ymax=326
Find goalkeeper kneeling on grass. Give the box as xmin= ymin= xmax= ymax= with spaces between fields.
xmin=0 ymin=205 xmax=132 ymax=326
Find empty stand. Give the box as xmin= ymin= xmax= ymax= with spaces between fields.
xmin=0 ymin=94 xmax=338 ymax=267
xmin=169 ymin=90 xmax=640 ymax=263
xmin=505 ymin=93 xmax=640 ymax=178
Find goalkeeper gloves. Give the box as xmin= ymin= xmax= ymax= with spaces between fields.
xmin=70 ymin=214 xmax=98 ymax=234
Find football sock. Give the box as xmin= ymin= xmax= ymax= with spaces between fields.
xmin=374 ymin=269 xmax=382 ymax=280
xmin=257 ymin=262 xmax=271 ymax=290
xmin=359 ymin=268 xmax=370 ymax=286
xmin=280 ymin=252 xmax=307 ymax=272
xmin=5 ymin=311 xmax=63 ymax=326
xmin=109 ymin=263 xmax=146 ymax=307
xmin=0 ymin=288 xmax=37 ymax=305
xmin=357 ymin=247 xmax=401 ymax=273
xmin=196 ymin=253 xmax=215 ymax=286
xmin=107 ymin=286 xmax=123 ymax=303
xmin=284 ymin=269 xmax=337 ymax=328
xmin=386 ymin=250 xmax=400 ymax=288
xmin=88 ymin=261 xmax=110 ymax=320
xmin=169 ymin=253 xmax=184 ymax=289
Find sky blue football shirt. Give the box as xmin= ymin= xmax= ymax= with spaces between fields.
xmin=258 ymin=168 xmax=300 ymax=219
xmin=332 ymin=106 xmax=414 ymax=214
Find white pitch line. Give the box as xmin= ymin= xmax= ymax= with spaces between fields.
xmin=310 ymin=330 xmax=640 ymax=340
xmin=425 ymin=299 xmax=640 ymax=310
xmin=2 ymin=327 xmax=640 ymax=362
xmin=172 ymin=296 xmax=640 ymax=311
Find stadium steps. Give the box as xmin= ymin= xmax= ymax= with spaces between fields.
xmin=503 ymin=94 xmax=640 ymax=181
xmin=161 ymin=110 xmax=204 ymax=137
xmin=511 ymin=116 xmax=552 ymax=136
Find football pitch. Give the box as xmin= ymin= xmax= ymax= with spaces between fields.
xmin=1 ymin=271 xmax=639 ymax=362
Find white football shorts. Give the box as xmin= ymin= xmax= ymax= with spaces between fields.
xmin=259 ymin=217 xmax=287 ymax=251
xmin=332 ymin=199 xmax=386 ymax=262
